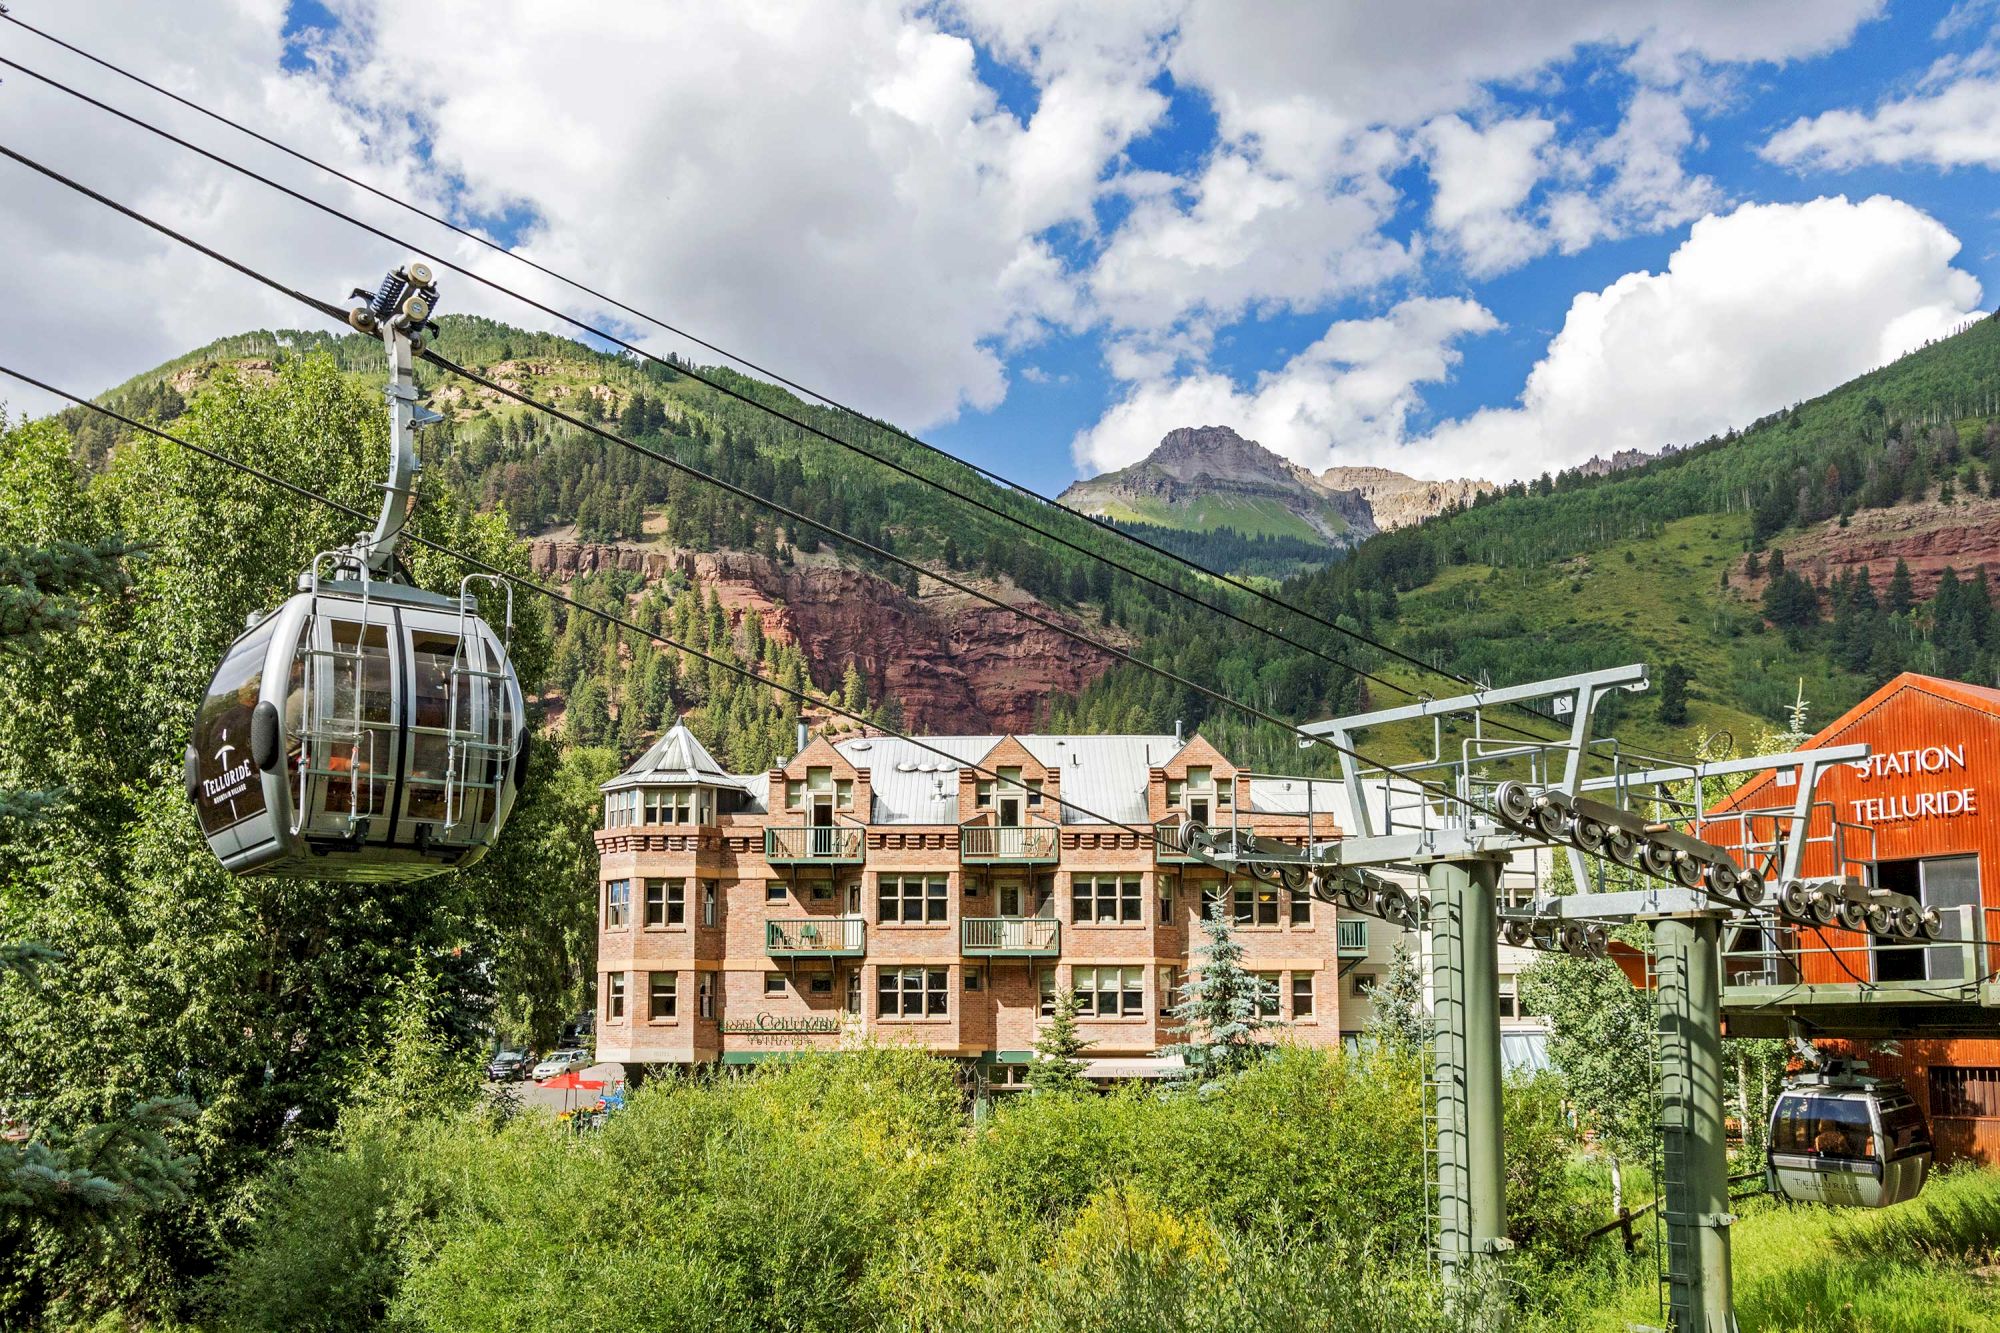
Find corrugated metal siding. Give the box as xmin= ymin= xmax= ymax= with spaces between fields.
xmin=1704 ymin=679 xmax=2000 ymax=987
xmin=1706 ymin=678 xmax=2000 ymax=1165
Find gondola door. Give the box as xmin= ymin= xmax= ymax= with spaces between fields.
xmin=293 ymin=608 xmax=399 ymax=848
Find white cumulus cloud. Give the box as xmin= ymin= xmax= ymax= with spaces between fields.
xmin=1763 ymin=74 xmax=2000 ymax=170
xmin=1071 ymin=297 xmax=1499 ymax=474
xmin=1406 ymin=195 xmax=1982 ymax=481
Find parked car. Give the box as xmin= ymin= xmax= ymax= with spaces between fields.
xmin=486 ymin=1050 xmax=529 ymax=1082
xmin=531 ymin=1049 xmax=590 ymax=1081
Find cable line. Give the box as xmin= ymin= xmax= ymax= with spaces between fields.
xmin=0 ymin=40 xmax=1465 ymax=698
xmin=2 ymin=42 xmax=1671 ymax=767
xmin=1 ymin=359 xmax=1492 ymax=835
xmin=0 ymin=138 xmax=1533 ymax=827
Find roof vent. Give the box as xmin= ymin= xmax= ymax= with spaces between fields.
xmin=852 ymin=741 xmax=873 ymax=752
xmin=896 ymin=761 xmax=917 ymax=773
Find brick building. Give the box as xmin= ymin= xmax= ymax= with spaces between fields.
xmin=591 ymin=722 xmax=1355 ymax=1084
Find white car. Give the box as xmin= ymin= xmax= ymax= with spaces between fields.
xmin=531 ymin=1049 xmax=590 ymax=1081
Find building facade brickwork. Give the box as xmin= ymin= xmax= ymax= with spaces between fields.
xmin=592 ymin=725 xmax=1355 ymax=1078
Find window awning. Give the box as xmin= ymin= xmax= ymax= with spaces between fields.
xmin=1081 ymin=1055 xmax=1185 ymax=1081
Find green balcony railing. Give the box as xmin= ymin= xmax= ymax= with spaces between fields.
xmin=766 ymin=917 xmax=865 ymax=957
xmin=960 ymin=824 xmax=1058 ymax=863
xmin=1153 ymin=817 xmax=1201 ymax=865
xmin=961 ymin=917 xmax=1061 ymax=956
xmin=765 ymin=825 xmax=864 ymax=864
xmin=1337 ymin=917 xmax=1368 ymax=956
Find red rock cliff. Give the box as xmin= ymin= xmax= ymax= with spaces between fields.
xmin=529 ymin=539 xmax=1122 ymax=732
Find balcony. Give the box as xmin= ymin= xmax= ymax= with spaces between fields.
xmin=766 ymin=917 xmax=865 ymax=957
xmin=765 ymin=825 xmax=864 ymax=865
xmin=959 ymin=824 xmax=1058 ymax=864
xmin=1338 ymin=917 xmax=1369 ymax=956
xmin=1153 ymin=817 xmax=1202 ymax=865
xmin=962 ymin=917 xmax=1061 ymax=957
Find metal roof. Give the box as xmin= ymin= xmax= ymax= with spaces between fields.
xmin=830 ymin=733 xmax=1182 ymax=825
xmin=603 ymin=719 xmax=749 ymax=793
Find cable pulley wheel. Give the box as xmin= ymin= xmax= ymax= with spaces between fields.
xmin=1605 ymin=827 xmax=1640 ymax=869
xmin=1534 ymin=802 xmax=1569 ymax=842
xmin=1571 ymin=817 xmax=1607 ymax=855
xmin=1735 ymin=868 xmax=1767 ymax=910
xmin=1496 ymin=781 xmax=1535 ymax=829
xmin=1837 ymin=899 xmax=1868 ymax=933
xmin=1640 ymin=841 xmax=1676 ymax=881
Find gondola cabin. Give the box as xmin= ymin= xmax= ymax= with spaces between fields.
xmin=1767 ymin=1062 xmax=1933 ymax=1207
xmin=188 ymin=574 xmax=525 ymax=883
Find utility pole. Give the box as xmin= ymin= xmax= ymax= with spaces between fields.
xmin=1653 ymin=913 xmax=1736 ymax=1333
xmin=1426 ymin=855 xmax=1511 ymax=1278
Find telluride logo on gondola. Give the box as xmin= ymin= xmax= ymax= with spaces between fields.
xmin=718 ymin=1013 xmax=842 ymax=1035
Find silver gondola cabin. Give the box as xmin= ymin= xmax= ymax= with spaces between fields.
xmin=1766 ymin=1059 xmax=1934 ymax=1208
xmin=186 ymin=264 xmax=527 ymax=882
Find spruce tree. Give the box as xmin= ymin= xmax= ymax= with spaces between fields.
xmin=1888 ymin=558 xmax=1915 ymax=616
xmin=1366 ymin=940 xmax=1434 ymax=1055
xmin=1163 ymin=898 xmax=1278 ymax=1088
xmin=1026 ymin=987 xmax=1090 ymax=1095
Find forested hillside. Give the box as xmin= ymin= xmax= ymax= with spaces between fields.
xmin=1055 ymin=313 xmax=2000 ymax=761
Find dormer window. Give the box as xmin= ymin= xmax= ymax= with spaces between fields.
xmin=603 ymin=789 xmax=639 ymax=829
xmin=1176 ymin=767 xmax=1229 ymax=825
xmin=976 ymin=767 xmax=1038 ymax=823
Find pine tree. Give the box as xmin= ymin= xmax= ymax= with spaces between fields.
xmin=1163 ymin=899 xmax=1278 ymax=1088
xmin=1657 ymin=662 xmax=1690 ymax=725
xmin=1026 ymin=988 xmax=1091 ymax=1095
xmin=1888 ymin=558 xmax=1915 ymax=616
xmin=839 ymin=659 xmax=868 ymax=716
xmin=1366 ymin=940 xmax=1433 ymax=1054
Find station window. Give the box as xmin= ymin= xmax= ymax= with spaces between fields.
xmin=643 ymin=787 xmax=705 ymax=825
xmin=1158 ymin=965 xmax=1180 ymax=1016
xmin=702 ymin=883 xmax=717 ymax=926
xmin=603 ymin=879 xmax=631 ymax=929
xmin=808 ymin=972 xmax=833 ymax=995
xmin=1289 ymin=892 xmax=1312 ymax=926
xmin=649 ymin=972 xmax=677 ymax=1021
xmin=764 ymin=972 xmax=786 ymax=996
xmin=879 ymin=967 xmax=948 ymax=1017
xmin=964 ymin=966 xmax=984 ymax=992
xmin=766 ymin=882 xmax=787 ymax=904
xmin=698 ymin=972 xmax=715 ymax=1019
xmin=1072 ymin=875 xmax=1142 ymax=924
xmin=1252 ymin=971 xmax=1281 ymax=1018
xmin=1038 ymin=967 xmax=1056 ymax=1017
xmin=879 ymin=875 xmax=948 ymax=924
xmin=644 ymin=878 xmax=685 ymax=927
xmin=1292 ymin=973 xmax=1315 ymax=1018
xmin=605 ymin=972 xmax=626 ymax=1021
xmin=1498 ymin=990 xmax=1519 ymax=1019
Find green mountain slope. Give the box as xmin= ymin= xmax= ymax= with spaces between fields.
xmin=1054 ymin=314 xmax=2000 ymax=764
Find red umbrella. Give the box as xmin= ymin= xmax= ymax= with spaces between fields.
xmin=537 ymin=1071 xmax=605 ymax=1091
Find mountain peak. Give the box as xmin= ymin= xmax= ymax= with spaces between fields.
xmin=1139 ymin=424 xmax=1315 ymax=489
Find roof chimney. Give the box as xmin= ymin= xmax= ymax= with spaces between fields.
xmin=1174 ymin=718 xmax=1183 ymax=744
xmin=795 ymin=720 xmax=808 ymax=759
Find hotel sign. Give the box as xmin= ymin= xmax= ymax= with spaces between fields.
xmin=719 ymin=1012 xmax=842 ymax=1035
xmin=1847 ymin=744 xmax=1979 ymax=826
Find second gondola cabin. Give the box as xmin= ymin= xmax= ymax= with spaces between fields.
xmin=187 ymin=572 xmax=525 ymax=883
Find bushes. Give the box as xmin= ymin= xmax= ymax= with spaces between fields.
xmin=210 ymin=1043 xmax=1588 ymax=1331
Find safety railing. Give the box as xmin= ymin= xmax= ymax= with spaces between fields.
xmin=959 ymin=824 xmax=1058 ymax=863
xmin=765 ymin=825 xmax=865 ymax=864
xmin=765 ymin=917 xmax=865 ymax=956
xmin=961 ymin=917 xmax=1061 ymax=956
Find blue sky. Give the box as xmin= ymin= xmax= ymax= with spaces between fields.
xmin=3 ymin=2 xmax=1997 ymax=492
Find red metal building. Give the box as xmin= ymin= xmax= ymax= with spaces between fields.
xmin=1709 ymin=673 xmax=2000 ymax=1161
